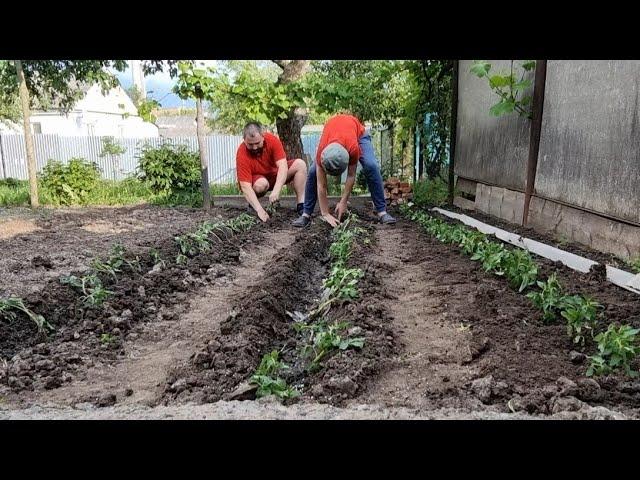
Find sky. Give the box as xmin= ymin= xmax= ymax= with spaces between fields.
xmin=112 ymin=60 xmax=220 ymax=108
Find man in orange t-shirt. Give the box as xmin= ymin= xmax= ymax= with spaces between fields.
xmin=236 ymin=122 xmax=307 ymax=222
xmin=292 ymin=114 xmax=396 ymax=228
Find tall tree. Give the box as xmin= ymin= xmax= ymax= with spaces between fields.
xmin=0 ymin=60 xmax=179 ymax=207
xmin=0 ymin=60 xmax=130 ymax=206
xmin=271 ymin=60 xmax=311 ymax=159
xmin=173 ymin=61 xmax=214 ymax=210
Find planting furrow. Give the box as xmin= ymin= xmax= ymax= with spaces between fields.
xmin=0 ymin=211 xmax=277 ymax=399
xmin=399 ymin=204 xmax=640 ymax=416
xmin=14 ymin=228 xmax=298 ymax=408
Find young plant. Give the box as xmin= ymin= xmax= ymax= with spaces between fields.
xmin=249 ymin=350 xmax=299 ymax=399
xmin=100 ymin=333 xmax=117 ymax=345
xmin=526 ymin=273 xmax=566 ymax=323
xmin=61 ymin=274 xmax=113 ymax=307
xmin=503 ymin=249 xmax=538 ymax=292
xmin=250 ymin=375 xmax=299 ymax=400
xmin=149 ymin=248 xmax=166 ymax=269
xmin=224 ymin=213 xmax=256 ymax=233
xmin=322 ymin=266 xmax=364 ymax=301
xmin=587 ymin=324 xmax=640 ymax=377
xmin=90 ymin=243 xmax=140 ymax=282
xmin=296 ymin=320 xmax=365 ymax=370
xmin=470 ymin=241 xmax=509 ymax=275
xmin=459 ymin=230 xmax=487 ymax=255
xmin=0 ymin=297 xmax=53 ymax=333
xmin=560 ymin=295 xmax=603 ymax=346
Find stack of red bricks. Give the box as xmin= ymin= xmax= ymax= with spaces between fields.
xmin=383 ymin=177 xmax=413 ymax=205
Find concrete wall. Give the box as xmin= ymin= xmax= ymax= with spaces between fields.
xmin=455 ymin=60 xmax=534 ymax=191
xmin=536 ymin=61 xmax=640 ymax=225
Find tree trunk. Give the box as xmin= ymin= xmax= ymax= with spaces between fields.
xmin=15 ymin=60 xmax=39 ymax=207
xmin=275 ymin=108 xmax=307 ymax=160
xmin=196 ymin=98 xmax=211 ymax=210
xmin=274 ymin=60 xmax=310 ymax=160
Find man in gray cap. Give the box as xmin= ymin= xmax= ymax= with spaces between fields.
xmin=292 ymin=114 xmax=396 ymax=228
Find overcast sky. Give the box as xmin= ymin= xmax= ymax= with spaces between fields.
xmin=112 ymin=60 xmax=219 ymax=108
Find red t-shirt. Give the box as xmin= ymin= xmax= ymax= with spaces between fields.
xmin=315 ymin=114 xmax=366 ymax=169
xmin=236 ymin=132 xmax=287 ymax=184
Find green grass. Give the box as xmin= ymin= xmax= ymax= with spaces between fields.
xmin=0 ymin=178 xmax=359 ymax=208
xmin=0 ymin=180 xmax=30 ymax=206
xmin=0 ymin=179 xmax=246 ymax=208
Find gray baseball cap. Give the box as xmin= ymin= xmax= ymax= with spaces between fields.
xmin=321 ymin=142 xmax=349 ymax=176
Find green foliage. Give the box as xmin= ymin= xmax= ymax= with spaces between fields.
xmin=561 ymin=295 xmax=603 ymax=346
xmin=99 ymin=136 xmax=126 ymax=157
xmin=61 ymin=274 xmax=113 ymax=307
xmin=0 ymin=297 xmax=53 ymax=333
xmin=470 ymin=60 xmax=536 ymax=119
xmin=250 ymin=350 xmax=299 ymax=400
xmin=0 ymin=60 xmax=129 ymax=113
xmin=470 ymin=241 xmax=509 ymax=275
xmin=405 ymin=60 xmax=453 ymax=179
xmin=174 ymin=214 xmax=256 ymax=260
xmin=310 ymin=60 xmax=409 ymax=125
xmin=199 ymin=60 xmax=311 ymax=131
xmin=322 ymin=266 xmax=365 ymax=301
xmin=459 ymin=230 xmax=488 ymax=256
xmin=136 ymin=142 xmax=200 ymax=196
xmin=90 ymin=243 xmax=140 ymax=283
xmin=0 ymin=83 xmax=20 ymax=122
xmin=587 ymin=324 xmax=640 ymax=377
xmin=503 ymin=249 xmax=538 ymax=292
xmin=413 ymin=177 xmax=450 ymax=207
xmin=137 ymin=98 xmax=161 ymax=123
xmin=100 ymin=333 xmax=117 ymax=345
xmin=253 ymin=350 xmax=288 ymax=378
xmin=627 ymin=257 xmax=640 ymax=274
xmin=526 ymin=273 xmax=567 ymax=323
xmin=295 ymin=320 xmax=365 ymax=369
xmin=40 ymin=158 xmax=101 ymax=205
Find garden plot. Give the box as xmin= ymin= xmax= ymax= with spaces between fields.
xmin=1 ymin=200 xmax=640 ymax=419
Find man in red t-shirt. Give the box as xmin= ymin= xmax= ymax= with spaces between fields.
xmin=292 ymin=114 xmax=396 ymax=228
xmin=236 ymin=122 xmax=307 ymax=222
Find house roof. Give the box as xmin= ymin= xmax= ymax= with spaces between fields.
xmin=156 ymin=114 xmax=212 ymax=137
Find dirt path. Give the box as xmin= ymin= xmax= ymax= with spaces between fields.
xmin=6 ymin=228 xmax=297 ymax=408
xmin=351 ymin=220 xmax=481 ymax=411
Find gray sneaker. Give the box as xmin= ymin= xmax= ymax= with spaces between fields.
xmin=379 ymin=213 xmax=397 ymax=224
xmin=292 ymin=215 xmax=311 ymax=227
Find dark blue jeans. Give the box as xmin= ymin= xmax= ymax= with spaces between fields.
xmin=302 ymin=133 xmax=386 ymax=215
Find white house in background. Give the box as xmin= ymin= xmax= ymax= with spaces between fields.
xmin=28 ymin=83 xmax=158 ymax=138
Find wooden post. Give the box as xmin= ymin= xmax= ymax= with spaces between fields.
xmin=448 ymin=60 xmax=459 ymax=204
xmin=522 ymin=60 xmax=548 ymax=226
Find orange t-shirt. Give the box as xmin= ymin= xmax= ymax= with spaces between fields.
xmin=315 ymin=114 xmax=366 ymax=169
xmin=236 ymin=132 xmax=287 ymax=184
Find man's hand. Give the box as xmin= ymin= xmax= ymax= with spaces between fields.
xmin=268 ymin=190 xmax=280 ymax=204
xmin=257 ymin=209 xmax=270 ymax=223
xmin=334 ymin=200 xmax=348 ymax=221
xmin=322 ymin=213 xmax=340 ymax=228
